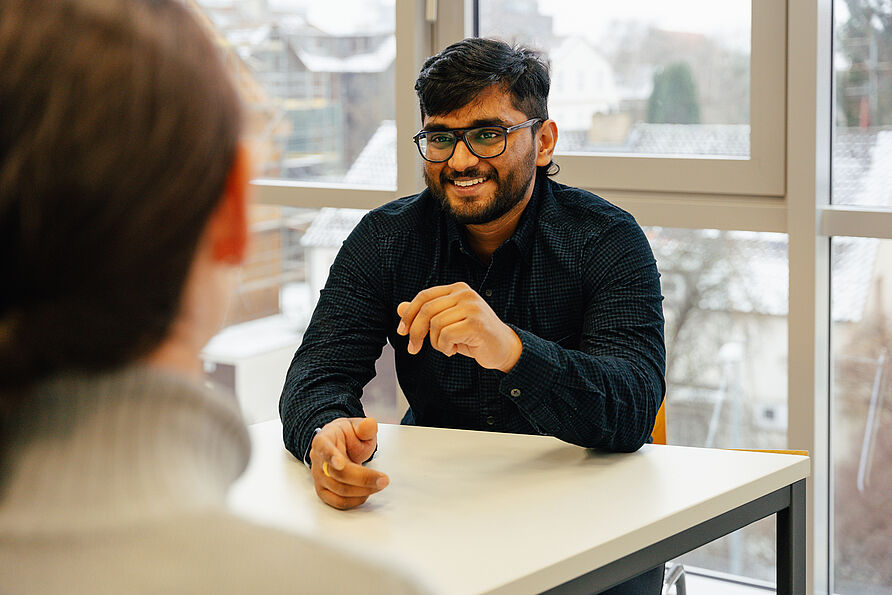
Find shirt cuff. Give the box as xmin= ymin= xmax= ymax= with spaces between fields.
xmin=303 ymin=428 xmax=322 ymax=468
xmin=297 ymin=409 xmax=351 ymax=469
xmin=500 ymin=325 xmax=561 ymax=407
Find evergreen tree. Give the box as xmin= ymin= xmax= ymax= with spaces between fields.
xmin=647 ymin=61 xmax=701 ymax=124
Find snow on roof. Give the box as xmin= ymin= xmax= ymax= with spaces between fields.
xmin=652 ymin=230 xmax=788 ymax=318
xmin=202 ymin=313 xmax=302 ymax=360
xmin=305 ymin=2 xmax=393 ymax=37
xmin=841 ymin=129 xmax=892 ymax=207
xmin=834 ymin=129 xmax=876 ymax=207
xmin=343 ymin=120 xmax=397 ymax=188
xmin=300 ymin=207 xmax=367 ymax=248
xmin=297 ymin=35 xmax=395 ymax=73
xmin=697 ymin=232 xmax=788 ymax=317
xmin=628 ymin=124 xmax=749 ymax=157
xmin=222 ymin=24 xmax=274 ymax=47
xmin=832 ymin=237 xmax=878 ymax=324
xmin=272 ymin=13 xmax=310 ymax=33
xmin=557 ymin=123 xmax=749 ymax=157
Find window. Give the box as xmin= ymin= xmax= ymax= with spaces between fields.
xmin=830 ymin=2 xmax=892 ymax=591
xmin=195 ymin=0 xmax=396 ymax=186
xmin=192 ymin=0 xmax=405 ymax=424
xmin=478 ymin=0 xmax=785 ymax=196
xmin=482 ymin=1 xmax=752 ymax=157
xmin=831 ymin=240 xmax=892 ymax=593
xmin=201 ymin=205 xmax=404 ymax=425
xmin=650 ymin=227 xmax=788 ymax=581
xmin=652 ymin=229 xmax=789 ymax=451
xmin=202 ymin=205 xmax=314 ymax=423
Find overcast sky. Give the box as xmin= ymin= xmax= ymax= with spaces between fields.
xmin=538 ymin=0 xmax=751 ymax=52
xmin=261 ymin=0 xmax=752 ymax=51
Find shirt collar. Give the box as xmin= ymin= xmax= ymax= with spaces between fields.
xmin=441 ymin=170 xmax=546 ymax=266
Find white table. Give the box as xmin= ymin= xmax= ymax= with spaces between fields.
xmin=229 ymin=421 xmax=809 ymax=594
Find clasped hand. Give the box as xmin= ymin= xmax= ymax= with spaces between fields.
xmin=310 ymin=417 xmax=388 ymax=510
xmin=396 ymin=282 xmax=522 ymax=373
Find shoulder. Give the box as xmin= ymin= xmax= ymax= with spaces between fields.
xmin=540 ymin=178 xmax=639 ymax=234
xmin=534 ymin=179 xmax=646 ymax=259
xmin=536 ymin=180 xmax=656 ymax=284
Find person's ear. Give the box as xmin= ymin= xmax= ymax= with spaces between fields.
xmin=535 ymin=119 xmax=558 ymax=168
xmin=210 ymin=143 xmax=251 ymax=265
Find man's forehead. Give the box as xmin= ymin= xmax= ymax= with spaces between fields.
xmin=423 ymin=86 xmax=525 ymax=128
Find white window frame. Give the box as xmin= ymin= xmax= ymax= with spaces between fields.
xmin=464 ymin=0 xmax=791 ymax=231
xmin=247 ymin=0 xmax=892 ymax=592
xmin=251 ymin=0 xmax=433 ymax=210
xmin=556 ymin=0 xmax=787 ymax=198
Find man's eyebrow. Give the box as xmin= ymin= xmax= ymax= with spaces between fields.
xmin=422 ymin=117 xmax=509 ymax=131
xmin=467 ymin=117 xmax=509 ymax=128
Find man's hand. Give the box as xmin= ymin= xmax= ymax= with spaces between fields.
xmin=309 ymin=417 xmax=389 ymax=510
xmin=396 ymin=282 xmax=522 ymax=373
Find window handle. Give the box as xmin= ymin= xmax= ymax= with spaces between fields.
xmin=425 ymin=0 xmax=438 ymax=23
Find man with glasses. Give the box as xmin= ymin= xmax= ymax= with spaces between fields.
xmin=280 ymin=36 xmax=665 ymax=595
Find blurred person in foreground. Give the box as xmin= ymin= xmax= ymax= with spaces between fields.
xmin=0 ymin=0 xmax=431 ymax=593
xmin=280 ymin=37 xmax=666 ymax=594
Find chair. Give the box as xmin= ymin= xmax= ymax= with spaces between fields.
xmin=649 ymin=401 xmax=808 ymax=594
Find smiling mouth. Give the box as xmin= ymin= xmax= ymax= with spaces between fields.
xmin=452 ymin=177 xmax=486 ymax=187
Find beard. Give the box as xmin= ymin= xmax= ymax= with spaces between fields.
xmin=424 ymin=148 xmax=537 ymax=225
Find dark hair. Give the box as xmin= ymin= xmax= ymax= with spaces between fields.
xmin=414 ymin=37 xmax=558 ymax=175
xmin=0 ymin=0 xmax=242 ymax=392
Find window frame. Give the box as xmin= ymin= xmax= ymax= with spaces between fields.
xmin=467 ymin=0 xmax=788 ymax=197
xmin=251 ymin=0 xmax=431 ymax=211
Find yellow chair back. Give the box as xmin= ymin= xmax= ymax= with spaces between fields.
xmin=651 ymin=401 xmax=667 ymax=445
xmin=650 ymin=400 xmax=808 ymax=456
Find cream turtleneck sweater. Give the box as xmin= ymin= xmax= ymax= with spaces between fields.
xmin=0 ymin=366 xmax=430 ymax=594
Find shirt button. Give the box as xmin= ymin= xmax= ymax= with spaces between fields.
xmin=485 ymin=415 xmax=496 ymax=426
xmin=484 ymin=289 xmax=493 ymax=297
xmin=510 ymin=388 xmax=521 ymax=398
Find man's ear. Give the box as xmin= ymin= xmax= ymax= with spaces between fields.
xmin=210 ymin=143 xmax=250 ymax=265
xmin=535 ymin=119 xmax=558 ymax=168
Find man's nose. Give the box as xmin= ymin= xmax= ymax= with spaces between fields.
xmin=447 ymin=136 xmax=480 ymax=172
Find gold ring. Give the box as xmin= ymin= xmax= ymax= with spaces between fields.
xmin=322 ymin=461 xmax=331 ymax=477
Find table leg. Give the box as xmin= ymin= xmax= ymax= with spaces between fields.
xmin=777 ymin=479 xmax=806 ymax=594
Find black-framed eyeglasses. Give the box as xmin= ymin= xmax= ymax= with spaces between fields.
xmin=412 ymin=118 xmax=542 ymax=163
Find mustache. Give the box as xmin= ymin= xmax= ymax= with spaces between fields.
xmin=440 ymin=168 xmax=497 ymax=183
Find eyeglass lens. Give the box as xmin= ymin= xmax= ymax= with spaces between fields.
xmin=418 ymin=127 xmax=506 ymax=161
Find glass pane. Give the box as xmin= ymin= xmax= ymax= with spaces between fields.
xmin=832 ymin=2 xmax=892 ymax=590
xmin=479 ymin=0 xmax=751 ymax=157
xmin=834 ymin=0 xmax=892 ymax=207
xmin=648 ymin=227 xmax=789 ymax=582
xmin=194 ymin=1 xmax=396 ymax=186
xmin=201 ymin=205 xmax=402 ymax=425
xmin=831 ymin=237 xmax=892 ymax=593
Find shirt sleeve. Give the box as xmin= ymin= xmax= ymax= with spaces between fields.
xmin=499 ymin=218 xmax=666 ymax=452
xmin=279 ymin=214 xmax=389 ymax=465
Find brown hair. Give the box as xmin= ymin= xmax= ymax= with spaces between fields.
xmin=0 ymin=0 xmax=242 ymax=392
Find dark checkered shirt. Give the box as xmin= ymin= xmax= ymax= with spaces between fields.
xmin=280 ymin=173 xmax=665 ymax=464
